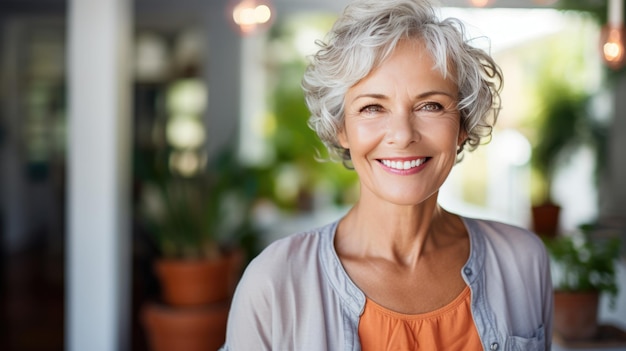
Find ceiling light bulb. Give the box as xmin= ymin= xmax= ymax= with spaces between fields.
xmin=600 ymin=0 xmax=625 ymax=70
xmin=601 ymin=26 xmax=625 ymax=70
xmin=468 ymin=0 xmax=494 ymax=7
xmin=229 ymin=0 xmax=274 ymax=36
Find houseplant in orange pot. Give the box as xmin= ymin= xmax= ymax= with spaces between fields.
xmin=543 ymin=224 xmax=620 ymax=342
xmin=530 ymin=84 xmax=590 ymax=237
xmin=527 ymin=53 xmax=607 ymax=238
xmin=139 ymin=150 xmax=258 ymax=351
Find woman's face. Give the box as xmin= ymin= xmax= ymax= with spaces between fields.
xmin=339 ymin=39 xmax=465 ymax=206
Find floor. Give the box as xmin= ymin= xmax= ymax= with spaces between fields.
xmin=0 ymin=243 xmax=153 ymax=351
xmin=1 ymin=246 xmax=65 ymax=351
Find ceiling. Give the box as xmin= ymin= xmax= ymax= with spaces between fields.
xmin=0 ymin=0 xmax=574 ymax=14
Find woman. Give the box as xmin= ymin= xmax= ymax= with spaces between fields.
xmin=221 ymin=0 xmax=553 ymax=350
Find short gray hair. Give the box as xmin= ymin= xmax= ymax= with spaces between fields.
xmin=302 ymin=0 xmax=502 ymax=162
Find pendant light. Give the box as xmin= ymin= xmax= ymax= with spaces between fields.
xmin=467 ymin=0 xmax=495 ymax=7
xmin=228 ymin=0 xmax=275 ymax=36
xmin=601 ymin=0 xmax=625 ymax=70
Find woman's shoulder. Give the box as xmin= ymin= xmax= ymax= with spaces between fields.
xmin=237 ymin=221 xmax=337 ymax=285
xmin=258 ymin=221 xmax=335 ymax=260
xmin=462 ymin=216 xmax=551 ymax=287
xmin=224 ymin=220 xmax=345 ymax=349
xmin=462 ymin=216 xmax=547 ymax=257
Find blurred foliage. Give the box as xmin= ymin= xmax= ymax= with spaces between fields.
xmin=137 ymin=147 xmax=261 ymax=260
xmin=530 ymin=83 xmax=607 ymax=203
xmin=518 ymin=18 xmax=608 ymax=205
xmin=134 ymin=14 xmax=357 ymax=263
xmin=263 ymin=14 xmax=359 ymax=211
xmin=557 ymin=0 xmax=607 ymax=23
xmin=543 ymin=225 xmax=620 ymax=307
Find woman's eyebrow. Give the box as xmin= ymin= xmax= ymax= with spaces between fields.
xmin=414 ymin=90 xmax=457 ymax=99
xmin=351 ymin=93 xmax=388 ymax=102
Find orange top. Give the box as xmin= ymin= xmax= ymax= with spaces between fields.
xmin=358 ymin=286 xmax=483 ymax=350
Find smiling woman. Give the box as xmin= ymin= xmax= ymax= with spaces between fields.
xmin=220 ymin=0 xmax=553 ymax=350
xmin=339 ymin=40 xmax=463 ymax=207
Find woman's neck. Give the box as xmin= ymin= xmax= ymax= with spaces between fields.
xmin=336 ymin=193 xmax=459 ymax=267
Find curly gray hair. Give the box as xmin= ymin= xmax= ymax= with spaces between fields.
xmin=302 ymin=0 xmax=502 ymax=162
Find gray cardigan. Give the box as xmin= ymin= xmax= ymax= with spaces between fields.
xmin=221 ymin=217 xmax=553 ymax=351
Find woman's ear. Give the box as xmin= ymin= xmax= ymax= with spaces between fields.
xmin=338 ymin=127 xmax=349 ymax=149
xmin=456 ymin=130 xmax=468 ymax=154
xmin=457 ymin=128 xmax=468 ymax=147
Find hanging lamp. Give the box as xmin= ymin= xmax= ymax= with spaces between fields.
xmin=227 ymin=0 xmax=275 ymax=36
xmin=601 ymin=0 xmax=625 ymax=70
xmin=467 ymin=0 xmax=495 ymax=7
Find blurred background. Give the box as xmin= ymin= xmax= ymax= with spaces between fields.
xmin=1 ymin=0 xmax=626 ymax=350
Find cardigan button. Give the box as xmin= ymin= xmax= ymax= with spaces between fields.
xmin=490 ymin=342 xmax=499 ymax=350
xmin=463 ymin=267 xmax=473 ymax=276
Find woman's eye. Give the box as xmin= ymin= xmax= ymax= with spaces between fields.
xmin=421 ymin=102 xmax=443 ymax=112
xmin=360 ymin=104 xmax=383 ymax=114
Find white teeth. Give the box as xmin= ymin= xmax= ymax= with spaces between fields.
xmin=381 ymin=158 xmax=425 ymax=170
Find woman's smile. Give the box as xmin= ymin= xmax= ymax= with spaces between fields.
xmin=378 ymin=157 xmax=430 ymax=173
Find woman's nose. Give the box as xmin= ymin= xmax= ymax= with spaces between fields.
xmin=385 ymin=111 xmax=419 ymax=147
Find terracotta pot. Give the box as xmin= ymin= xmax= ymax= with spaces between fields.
xmin=553 ymin=291 xmax=599 ymax=341
xmin=531 ymin=202 xmax=561 ymax=237
xmin=155 ymin=250 xmax=243 ymax=307
xmin=142 ymin=301 xmax=229 ymax=351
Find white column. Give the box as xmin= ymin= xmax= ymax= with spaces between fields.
xmin=66 ymin=0 xmax=132 ymax=350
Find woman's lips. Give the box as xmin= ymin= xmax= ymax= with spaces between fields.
xmin=378 ymin=157 xmax=430 ymax=171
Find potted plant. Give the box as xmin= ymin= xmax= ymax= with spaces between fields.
xmin=543 ymin=224 xmax=620 ymax=342
xmin=530 ymin=82 xmax=584 ymax=237
xmin=522 ymin=25 xmax=611 ymax=238
xmin=138 ymin=149 xmax=259 ymax=351
xmin=529 ymin=79 xmax=608 ymax=237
